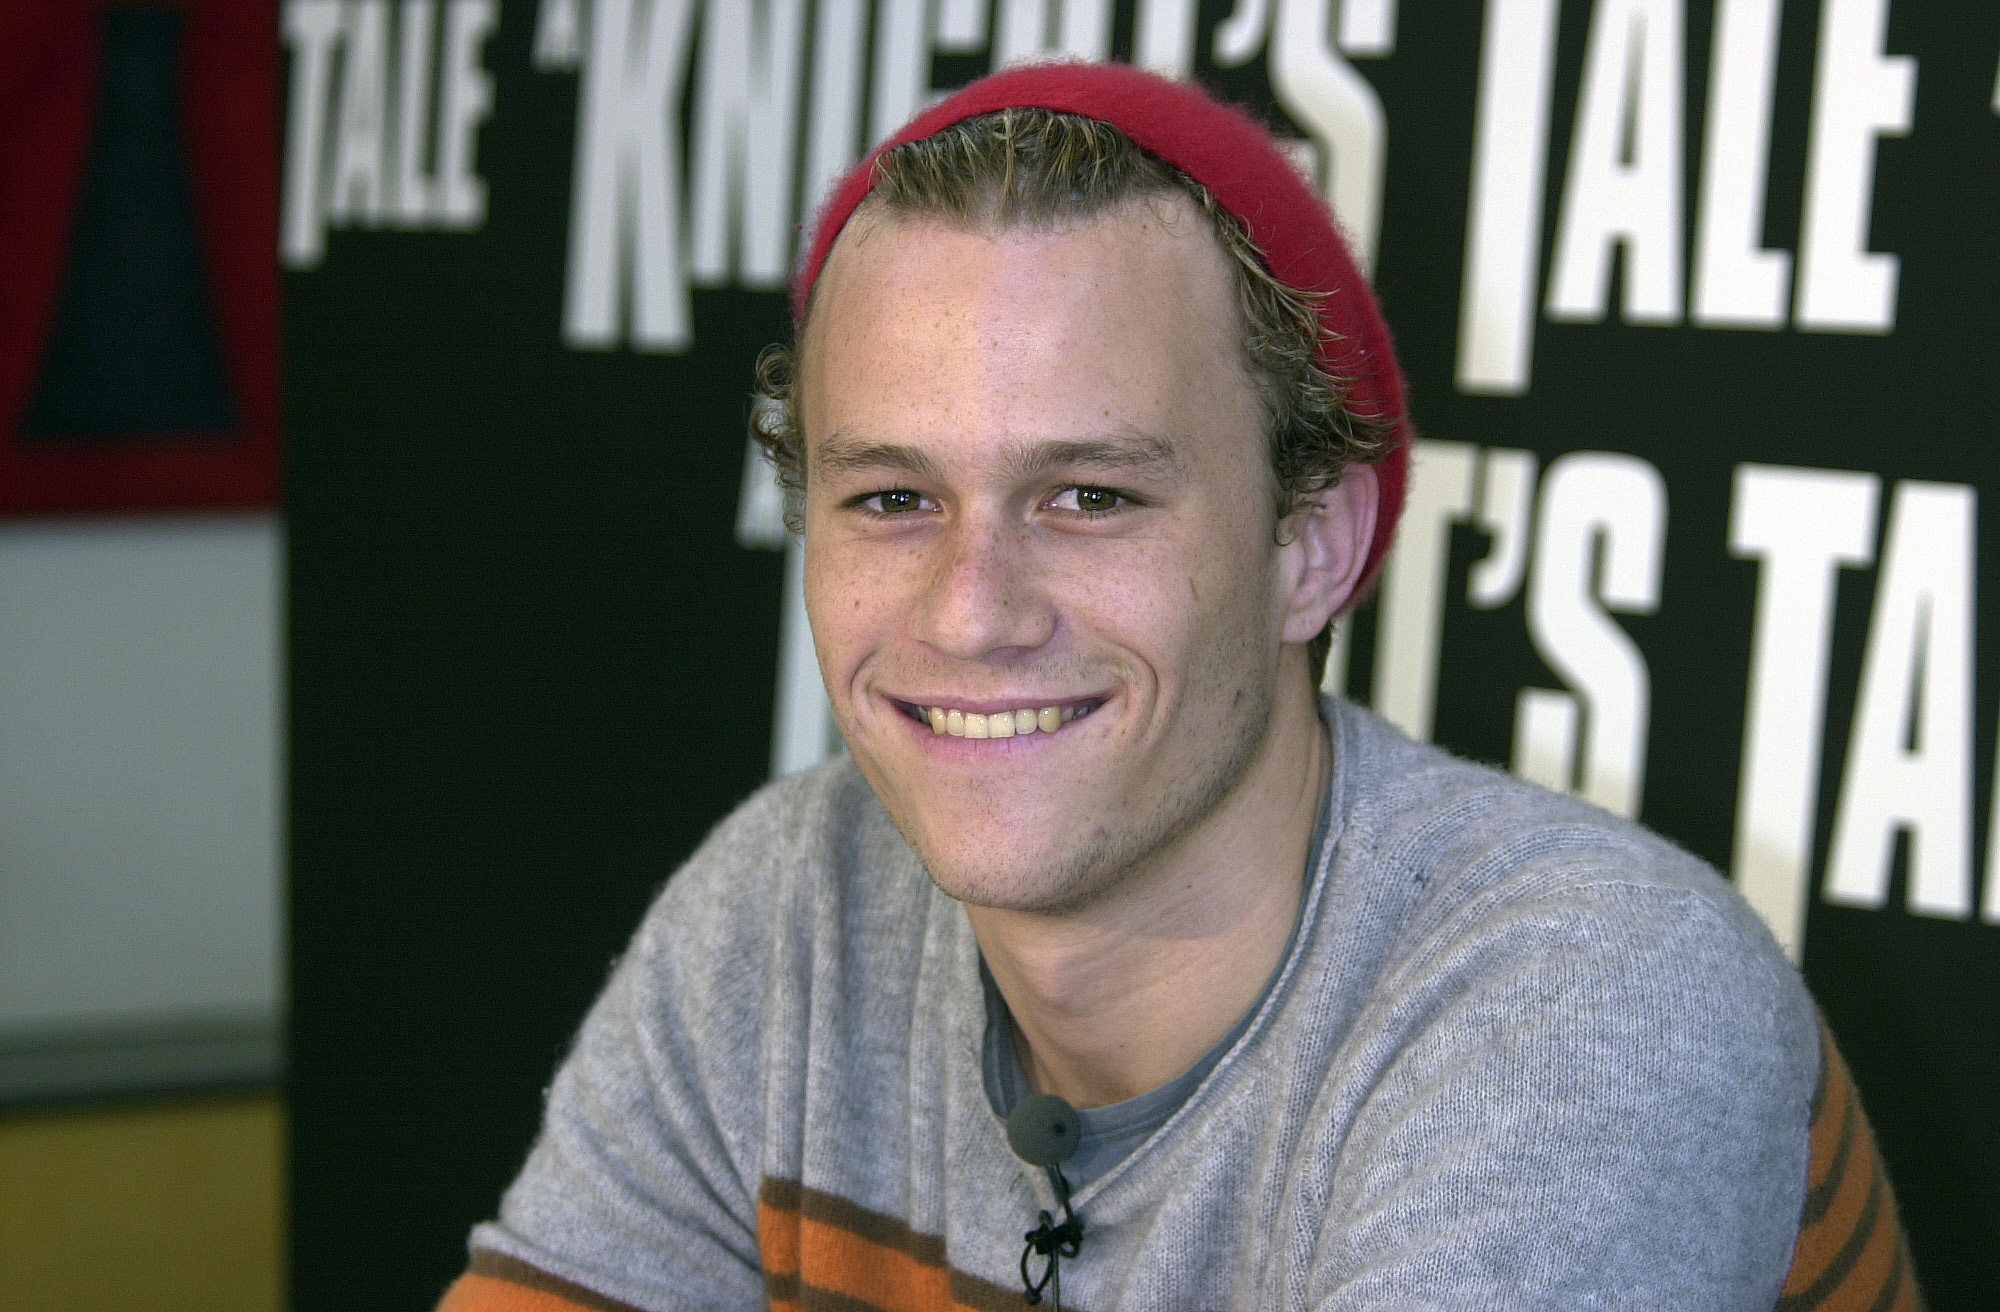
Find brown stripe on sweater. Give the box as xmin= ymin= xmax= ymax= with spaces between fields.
xmin=804 ymin=1181 xmax=949 ymax=1267
xmin=946 ymin=1268 xmax=1035 ymax=1312
xmin=1776 ymin=1019 xmax=1925 ymax=1312
xmin=450 ymin=1250 xmax=648 ymax=1312
xmin=1800 ymin=1055 xmax=1858 ymax=1229
xmin=759 ymin=1177 xmax=1062 ymax=1311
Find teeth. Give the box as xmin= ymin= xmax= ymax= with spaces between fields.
xmin=921 ymin=703 xmax=1086 ymax=738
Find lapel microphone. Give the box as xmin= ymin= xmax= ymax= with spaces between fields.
xmin=1006 ymin=1093 xmax=1085 ymax=1310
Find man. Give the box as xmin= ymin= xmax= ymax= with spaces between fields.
xmin=442 ymin=64 xmax=1918 ymax=1311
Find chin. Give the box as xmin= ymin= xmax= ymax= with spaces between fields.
xmin=908 ymin=828 xmax=1119 ymax=915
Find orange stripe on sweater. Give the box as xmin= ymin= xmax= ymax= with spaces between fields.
xmin=437 ymin=1272 xmax=604 ymax=1312
xmin=801 ymin=1212 xmax=955 ymax=1309
xmin=758 ymin=1194 xmax=1025 ymax=1312
xmin=760 ymin=1194 xmax=803 ymax=1277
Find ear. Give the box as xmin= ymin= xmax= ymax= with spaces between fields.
xmin=1277 ymin=463 xmax=1380 ymax=645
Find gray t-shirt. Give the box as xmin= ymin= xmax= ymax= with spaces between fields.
xmin=470 ymin=697 xmax=1820 ymax=1311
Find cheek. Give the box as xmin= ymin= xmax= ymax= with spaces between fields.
xmin=802 ymin=541 xmax=876 ymax=669
xmin=803 ymin=530 xmax=933 ymax=677
xmin=1186 ymin=508 xmax=1286 ymax=616
xmin=1059 ymin=523 xmax=1279 ymax=670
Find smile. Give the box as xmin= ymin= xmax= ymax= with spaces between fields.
xmin=893 ymin=699 xmax=1104 ymax=739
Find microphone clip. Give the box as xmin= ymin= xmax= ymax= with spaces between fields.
xmin=1006 ymin=1093 xmax=1086 ymax=1310
xmin=1020 ymin=1165 xmax=1083 ymax=1309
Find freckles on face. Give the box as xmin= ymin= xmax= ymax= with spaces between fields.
xmin=792 ymin=199 xmax=1289 ymax=908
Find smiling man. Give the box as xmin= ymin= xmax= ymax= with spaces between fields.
xmin=442 ymin=64 xmax=1919 ymax=1312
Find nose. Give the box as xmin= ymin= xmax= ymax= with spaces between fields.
xmin=909 ymin=511 xmax=1057 ymax=662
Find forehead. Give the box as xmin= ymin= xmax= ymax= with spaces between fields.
xmin=798 ymin=197 xmax=1258 ymax=465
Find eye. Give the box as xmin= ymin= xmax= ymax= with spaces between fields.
xmin=1049 ymin=486 xmax=1129 ymax=516
xmin=860 ymin=488 xmax=929 ymax=515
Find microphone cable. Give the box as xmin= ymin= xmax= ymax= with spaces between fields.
xmin=1007 ymin=1093 xmax=1085 ymax=1310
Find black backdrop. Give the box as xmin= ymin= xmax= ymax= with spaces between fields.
xmin=286 ymin=0 xmax=2000 ymax=1305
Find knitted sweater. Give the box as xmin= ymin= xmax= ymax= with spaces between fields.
xmin=448 ymin=698 xmax=1905 ymax=1311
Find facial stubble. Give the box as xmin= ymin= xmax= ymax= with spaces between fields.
xmin=890 ymin=633 xmax=1281 ymax=919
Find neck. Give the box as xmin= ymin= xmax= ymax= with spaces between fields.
xmin=967 ymin=677 xmax=1332 ymax=1108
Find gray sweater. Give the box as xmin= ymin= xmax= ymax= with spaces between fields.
xmin=471 ymin=697 xmax=1820 ymax=1310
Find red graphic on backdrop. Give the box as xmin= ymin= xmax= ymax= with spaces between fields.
xmin=0 ymin=0 xmax=279 ymax=514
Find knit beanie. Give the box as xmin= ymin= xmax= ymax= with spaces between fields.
xmin=793 ymin=61 xmax=1410 ymax=601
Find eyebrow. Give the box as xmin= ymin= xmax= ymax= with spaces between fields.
xmin=811 ymin=438 xmax=946 ymax=480
xmin=811 ymin=432 xmax=1185 ymax=481
xmin=1000 ymin=435 xmax=1185 ymax=481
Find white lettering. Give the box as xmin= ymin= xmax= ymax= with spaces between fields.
xmin=1340 ymin=0 xmax=1398 ymax=56
xmin=993 ymin=0 xmax=1045 ymax=65
xmin=774 ymin=536 xmax=841 ymax=776
xmin=936 ymin=0 xmax=988 ymax=51
xmin=871 ymin=0 xmax=930 ymax=144
xmin=1373 ymin=441 xmax=1477 ymax=742
xmin=563 ymin=0 xmax=697 ymax=350
xmin=281 ymin=0 xmax=344 ymax=268
xmin=392 ymin=0 xmax=439 ymax=226
xmin=993 ymin=0 xmax=1114 ymax=66
xmin=1826 ymin=483 xmax=1976 ymax=917
xmin=1468 ymin=447 xmax=1536 ymax=608
xmin=1514 ymin=687 xmax=1581 ymax=795
xmin=1691 ymin=0 xmax=1789 ymax=328
xmin=1519 ymin=451 xmax=1666 ymax=817
xmin=736 ymin=439 xmax=788 ymax=550
xmin=1213 ymin=0 xmax=1270 ymax=66
xmin=1321 ymin=619 xmax=1352 ymax=700
xmin=436 ymin=0 xmax=496 ymax=228
xmin=1729 ymin=464 xmax=1879 ymax=960
xmin=1271 ymin=0 xmax=1388 ymax=273
xmin=533 ymin=0 xmax=584 ymax=70
xmin=1054 ymin=0 xmax=1116 ymax=60
xmin=1134 ymin=0 xmax=1201 ymax=76
xmin=691 ymin=0 xmax=807 ymax=288
xmin=328 ymin=0 xmax=391 ymax=227
xmin=1546 ymin=0 xmax=1685 ymax=325
xmin=1796 ymin=0 xmax=1915 ymax=332
xmin=1456 ymin=0 xmax=1560 ymax=394
xmin=801 ymin=0 xmax=868 ymax=218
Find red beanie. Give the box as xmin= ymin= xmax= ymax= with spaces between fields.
xmin=793 ymin=61 xmax=1410 ymax=601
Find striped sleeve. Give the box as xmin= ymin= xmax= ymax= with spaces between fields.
xmin=1776 ymin=1020 xmax=1925 ymax=1312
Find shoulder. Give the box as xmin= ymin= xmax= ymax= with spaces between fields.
xmin=1327 ymin=695 xmax=1780 ymax=952
xmin=1319 ymin=696 xmax=1817 ymax=1081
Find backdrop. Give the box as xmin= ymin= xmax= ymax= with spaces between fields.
xmin=282 ymin=0 xmax=2000 ymax=1305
